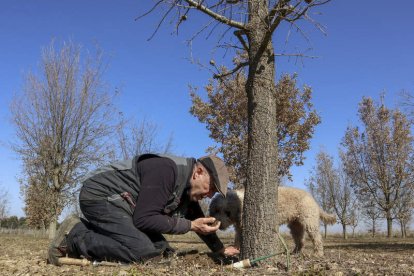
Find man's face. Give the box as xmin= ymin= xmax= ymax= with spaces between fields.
xmin=189 ymin=165 xmax=217 ymax=201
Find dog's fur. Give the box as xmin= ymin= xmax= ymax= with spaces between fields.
xmin=209 ymin=186 xmax=336 ymax=256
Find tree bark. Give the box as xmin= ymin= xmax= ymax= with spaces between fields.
xmin=342 ymin=224 xmax=347 ymax=240
xmin=386 ymin=214 xmax=392 ymax=238
xmin=400 ymin=221 xmax=406 ymax=238
xmin=241 ymin=1 xmax=279 ymax=261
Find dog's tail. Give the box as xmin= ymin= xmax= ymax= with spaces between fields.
xmin=319 ymin=209 xmax=336 ymax=225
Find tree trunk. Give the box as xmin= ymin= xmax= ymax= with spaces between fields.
xmin=48 ymin=215 xmax=57 ymax=240
xmin=386 ymin=213 xmax=392 ymax=238
xmin=324 ymin=224 xmax=328 ymax=238
xmin=49 ymin=175 xmax=61 ymax=240
xmin=342 ymin=223 xmax=347 ymax=240
xmin=372 ymin=219 xmax=376 ymax=237
xmin=400 ymin=221 xmax=407 ymax=238
xmin=404 ymin=223 xmax=407 ymax=238
xmin=241 ymin=1 xmax=279 ymax=261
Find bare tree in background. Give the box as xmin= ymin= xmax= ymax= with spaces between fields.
xmin=341 ymin=97 xmax=414 ymax=238
xmin=0 ymin=187 xmax=9 ymax=224
xmin=393 ymin=187 xmax=413 ymax=238
xmin=10 ymin=40 xmax=119 ymax=239
xmin=306 ymin=149 xmax=335 ymax=238
xmin=138 ymin=0 xmax=331 ymax=259
xmin=116 ymin=118 xmax=174 ymax=160
xmin=190 ymin=71 xmax=320 ymax=188
xmin=397 ymin=90 xmax=414 ymax=237
xmin=331 ymin=161 xmax=356 ymax=240
xmin=360 ymin=198 xmax=382 ymax=237
xmin=399 ymin=90 xmax=414 ymax=122
xmin=347 ymin=206 xmax=360 ymax=238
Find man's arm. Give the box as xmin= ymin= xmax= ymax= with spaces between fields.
xmin=185 ymin=201 xmax=225 ymax=253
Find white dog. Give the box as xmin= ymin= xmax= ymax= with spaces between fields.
xmin=209 ymin=186 xmax=336 ymax=256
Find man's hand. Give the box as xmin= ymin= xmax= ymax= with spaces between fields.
xmin=190 ymin=217 xmax=220 ymax=235
xmin=218 ymin=246 xmax=240 ymax=257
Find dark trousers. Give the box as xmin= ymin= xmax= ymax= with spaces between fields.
xmin=66 ymin=199 xmax=170 ymax=263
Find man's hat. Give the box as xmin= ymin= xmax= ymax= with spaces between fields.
xmin=198 ymin=155 xmax=229 ymax=197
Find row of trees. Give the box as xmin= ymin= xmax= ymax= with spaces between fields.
xmin=0 ymin=216 xmax=27 ymax=229
xmin=308 ymin=97 xmax=414 ymax=238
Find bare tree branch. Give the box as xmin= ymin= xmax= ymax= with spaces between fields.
xmin=234 ymin=30 xmax=249 ymax=52
xmin=274 ymin=52 xmax=317 ymax=58
xmin=175 ymin=8 xmax=190 ymax=34
xmin=135 ymin=0 xmax=165 ymax=20
xmin=183 ymin=0 xmax=246 ymax=30
xmin=147 ymin=2 xmax=178 ymax=41
xmin=213 ymin=61 xmax=248 ymax=79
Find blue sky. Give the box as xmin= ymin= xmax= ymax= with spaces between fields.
xmin=1 ymin=0 xmax=413 ymax=220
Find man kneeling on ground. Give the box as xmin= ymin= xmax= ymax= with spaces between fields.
xmin=48 ymin=154 xmax=239 ymax=265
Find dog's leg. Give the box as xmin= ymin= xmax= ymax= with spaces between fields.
xmin=305 ymin=223 xmax=324 ymax=257
xmin=288 ymin=220 xmax=305 ymax=254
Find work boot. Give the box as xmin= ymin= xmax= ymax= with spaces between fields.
xmin=47 ymin=214 xmax=81 ymax=266
xmin=162 ymin=246 xmax=176 ymax=258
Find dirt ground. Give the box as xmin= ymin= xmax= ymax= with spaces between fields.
xmin=1 ymin=231 xmax=413 ymax=275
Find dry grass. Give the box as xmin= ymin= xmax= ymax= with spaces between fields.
xmin=0 ymin=231 xmax=413 ymax=275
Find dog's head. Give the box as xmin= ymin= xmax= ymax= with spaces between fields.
xmin=209 ymin=190 xmax=242 ymax=230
